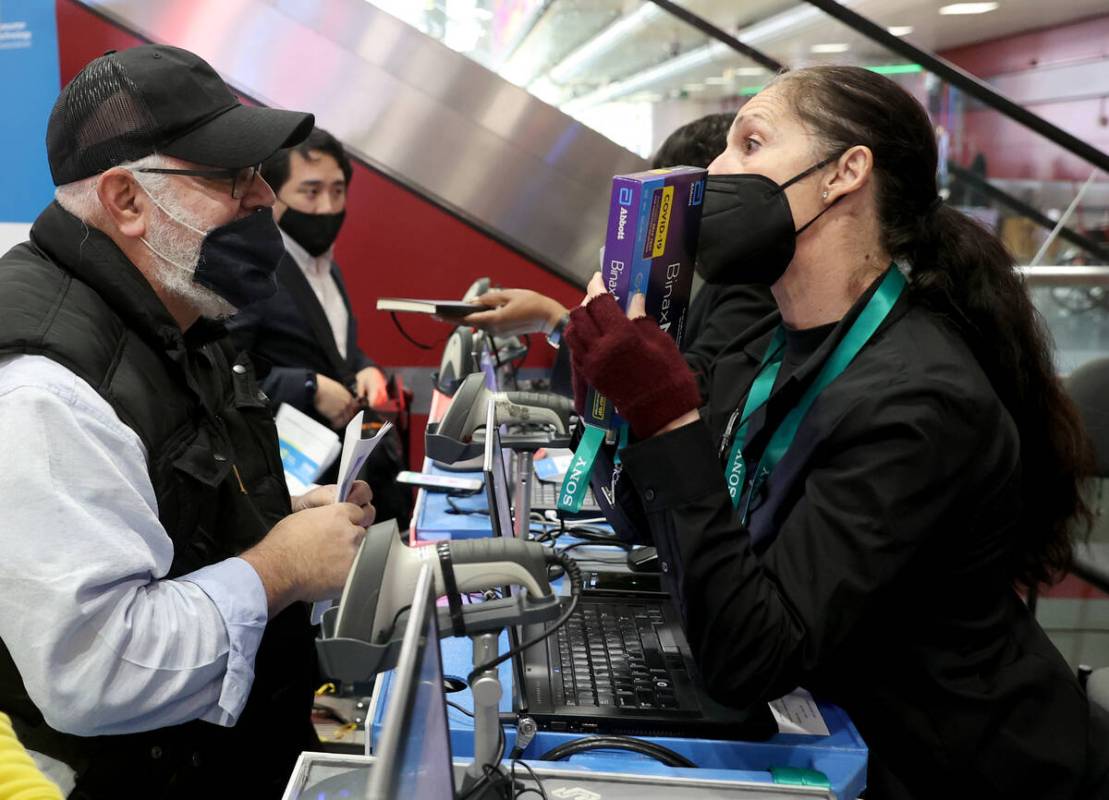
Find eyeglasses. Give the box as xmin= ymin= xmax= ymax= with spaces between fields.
xmin=136 ymin=164 xmax=262 ymax=199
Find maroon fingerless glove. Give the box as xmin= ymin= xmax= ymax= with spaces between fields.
xmin=564 ymin=293 xmax=701 ymax=438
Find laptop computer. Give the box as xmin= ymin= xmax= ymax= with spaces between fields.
xmin=482 ymin=414 xmax=777 ymax=741
xmin=529 ymin=467 xmax=602 ymax=515
xmin=287 ymin=562 xmax=825 ymax=797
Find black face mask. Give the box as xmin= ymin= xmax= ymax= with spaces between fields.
xmin=278 ymin=207 xmax=346 ymax=257
xmin=138 ymin=185 xmax=285 ymax=311
xmin=192 ymin=210 xmax=286 ymax=308
xmin=696 ymin=153 xmax=841 ymax=286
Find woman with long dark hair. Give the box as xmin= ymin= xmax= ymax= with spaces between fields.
xmin=566 ymin=66 xmax=1106 ymax=798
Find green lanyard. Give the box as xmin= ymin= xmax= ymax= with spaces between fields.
xmin=722 ymin=266 xmax=906 ymax=523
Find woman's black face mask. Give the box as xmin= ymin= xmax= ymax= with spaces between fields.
xmin=696 ymin=153 xmax=841 ymax=286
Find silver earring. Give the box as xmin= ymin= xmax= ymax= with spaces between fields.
xmin=822 ymin=191 xmax=829 ymax=200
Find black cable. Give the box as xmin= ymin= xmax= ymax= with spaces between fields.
xmin=390 ymin=311 xmax=437 ymax=351
xmin=446 ymin=699 xmax=474 ymax=718
xmin=510 ymin=758 xmax=549 ymax=800
xmin=485 ymin=332 xmax=504 ymax=370
xmin=465 ymin=553 xmax=582 ymax=686
xmin=456 ymin=723 xmax=510 ymax=800
xmin=536 ymin=735 xmax=696 ymax=769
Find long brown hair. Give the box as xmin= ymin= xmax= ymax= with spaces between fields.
xmin=773 ymin=65 xmax=1092 ymax=588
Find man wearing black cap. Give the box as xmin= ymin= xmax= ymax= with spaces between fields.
xmin=0 ymin=45 xmax=373 ymax=798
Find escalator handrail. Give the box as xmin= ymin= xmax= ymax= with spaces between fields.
xmin=649 ymin=0 xmax=785 ymax=73
xmin=949 ymin=163 xmax=1108 ymax=263
xmin=797 ymin=0 xmax=1109 ymax=175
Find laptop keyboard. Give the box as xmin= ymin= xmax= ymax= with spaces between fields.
xmin=551 ymin=601 xmax=684 ymax=710
xmin=531 ymin=479 xmax=601 ymax=513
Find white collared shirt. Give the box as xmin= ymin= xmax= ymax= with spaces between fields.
xmin=280 ymin=229 xmax=349 ymax=359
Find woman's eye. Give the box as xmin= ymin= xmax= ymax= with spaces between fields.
xmin=743 ymin=137 xmax=761 ymax=154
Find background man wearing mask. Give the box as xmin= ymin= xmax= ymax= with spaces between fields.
xmin=228 ymin=128 xmax=411 ymax=526
xmin=0 ymin=45 xmax=373 ymax=799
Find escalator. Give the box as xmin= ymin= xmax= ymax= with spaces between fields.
xmin=80 ymin=0 xmax=1108 ymax=367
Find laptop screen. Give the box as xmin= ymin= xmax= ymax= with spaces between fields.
xmin=367 ymin=566 xmax=455 ymax=800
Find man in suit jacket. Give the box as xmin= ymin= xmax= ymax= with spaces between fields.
xmin=229 ymin=127 xmax=386 ymax=427
xmin=229 ymin=128 xmax=411 ymax=524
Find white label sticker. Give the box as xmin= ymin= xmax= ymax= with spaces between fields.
xmin=770 ymin=688 xmax=830 ymax=736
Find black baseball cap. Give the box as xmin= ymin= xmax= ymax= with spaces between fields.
xmin=47 ymin=44 xmax=314 ymax=186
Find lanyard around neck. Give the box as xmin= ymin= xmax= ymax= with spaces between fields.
xmin=722 ymin=266 xmax=907 ymax=520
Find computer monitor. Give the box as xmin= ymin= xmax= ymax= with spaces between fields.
xmin=483 ymin=399 xmax=514 ymax=540
xmin=366 ymin=565 xmax=455 ymax=800
xmin=480 ymin=397 xmax=533 ymax=715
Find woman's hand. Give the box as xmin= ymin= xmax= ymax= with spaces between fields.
xmin=583 ymin=272 xmax=646 ymax=318
xmin=461 ymin=289 xmax=568 ymax=337
xmin=566 ymin=273 xmax=701 ymax=438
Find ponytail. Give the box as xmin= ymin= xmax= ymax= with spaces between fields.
xmin=911 ymin=206 xmax=1093 ymax=586
xmin=777 ymin=66 xmax=1094 ymax=588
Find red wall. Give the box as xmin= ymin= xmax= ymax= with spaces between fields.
xmin=55 ymin=0 xmax=584 ymax=467
xmin=939 ymin=14 xmax=1109 ymax=181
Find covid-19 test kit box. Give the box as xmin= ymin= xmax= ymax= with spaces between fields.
xmin=582 ymin=166 xmax=707 ymax=430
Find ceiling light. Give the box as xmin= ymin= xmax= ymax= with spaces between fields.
xmin=811 ymin=43 xmax=850 ymax=53
xmin=558 ymin=0 xmax=867 ymax=112
xmin=887 ymin=26 xmax=914 ymax=36
xmin=684 ymin=83 xmax=707 ymax=92
xmin=867 ymin=63 xmax=924 ymax=75
xmin=704 ymin=76 xmax=729 ymax=85
xmin=939 ymin=3 xmax=999 ymax=14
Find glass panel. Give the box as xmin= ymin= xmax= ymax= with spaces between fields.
xmin=361 ymin=0 xmax=1109 ymax=368
xmin=1029 ymin=283 xmax=1109 ymax=373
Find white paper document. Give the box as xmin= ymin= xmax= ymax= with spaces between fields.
xmin=335 ymin=411 xmax=393 ymax=503
xmin=769 ymin=688 xmax=830 ymax=736
xmin=311 ymin=413 xmax=393 ymax=625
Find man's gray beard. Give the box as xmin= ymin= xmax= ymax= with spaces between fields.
xmin=143 ymin=196 xmax=238 ymax=320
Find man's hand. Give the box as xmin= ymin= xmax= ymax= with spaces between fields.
xmin=241 ymin=503 xmax=369 ymax=615
xmin=461 ymin=289 xmax=568 ymax=337
xmin=293 ymin=480 xmax=375 ymax=527
xmin=355 ymin=366 xmax=389 ymax=408
xmin=314 ymin=373 xmax=357 ymax=429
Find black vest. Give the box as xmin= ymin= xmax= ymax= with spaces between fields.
xmin=0 ymin=203 xmax=318 ymax=799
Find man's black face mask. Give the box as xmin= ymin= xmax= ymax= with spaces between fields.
xmin=279 ymin=208 xmax=346 ymax=257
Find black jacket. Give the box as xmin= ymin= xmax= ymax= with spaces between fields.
xmin=614 ymin=273 xmax=1108 ymax=799
xmin=226 ymin=252 xmax=413 ymax=526
xmin=682 ymin=281 xmax=776 ymax=393
xmin=0 ymin=203 xmax=317 ymax=799
xmin=226 ymin=253 xmax=375 ymax=427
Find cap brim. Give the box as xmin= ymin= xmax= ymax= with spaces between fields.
xmin=162 ymin=104 xmax=314 ymax=168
